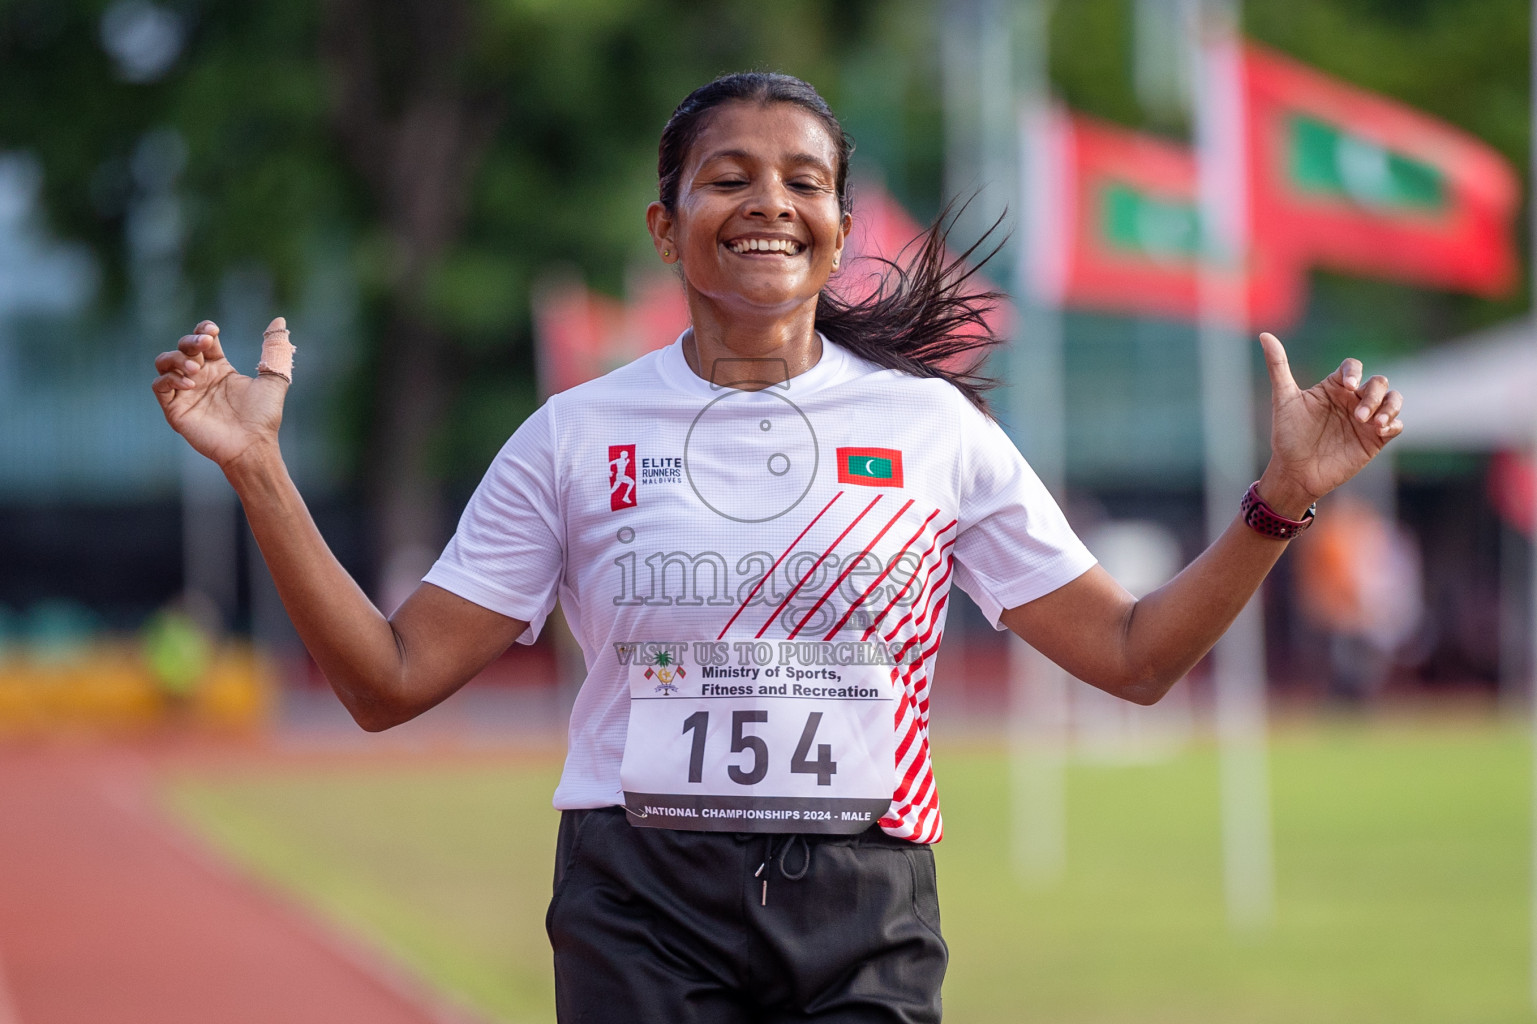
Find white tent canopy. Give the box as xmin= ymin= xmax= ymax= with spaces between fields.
xmin=1382 ymin=318 xmax=1537 ymax=451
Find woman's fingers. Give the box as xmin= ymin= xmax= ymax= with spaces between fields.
xmin=1258 ymin=332 xmax=1298 ymax=399
xmin=152 ymin=352 xmax=200 ymax=396
xmin=1371 ymin=388 xmax=1404 ymax=436
xmin=161 ymin=338 xmax=211 ymax=381
xmin=156 ymin=320 xmax=228 ymax=396
xmin=152 ymin=369 xmax=196 ymax=390
xmin=153 ymin=347 xmax=201 ymax=392
xmin=177 ymin=334 xmax=211 ymax=365
xmin=175 ymin=321 xmax=230 ymax=368
xmin=171 ymin=334 xmax=209 ymax=372
xmin=190 ymin=320 xmax=220 ymax=348
xmin=152 ymin=371 xmax=196 ymax=394
xmin=1351 ymin=374 xmax=1392 ymax=423
xmin=1329 ymin=357 xmax=1364 ymax=392
xmin=155 ymin=348 xmax=190 ymax=375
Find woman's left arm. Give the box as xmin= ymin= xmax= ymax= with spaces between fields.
xmin=999 ymin=332 xmax=1403 ymax=705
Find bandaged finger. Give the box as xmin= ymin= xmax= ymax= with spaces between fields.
xmin=256 ymin=317 xmax=296 ymax=383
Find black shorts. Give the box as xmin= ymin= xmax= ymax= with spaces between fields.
xmin=546 ymin=807 xmax=947 ymax=1023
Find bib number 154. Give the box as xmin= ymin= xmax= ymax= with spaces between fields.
xmin=681 ymin=709 xmax=838 ymax=787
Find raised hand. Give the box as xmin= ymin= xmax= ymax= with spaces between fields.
xmin=1256 ymin=331 xmax=1403 ymax=516
xmin=151 ymin=317 xmax=293 ymax=469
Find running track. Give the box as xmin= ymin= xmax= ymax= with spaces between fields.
xmin=0 ymin=743 xmax=482 ymax=1024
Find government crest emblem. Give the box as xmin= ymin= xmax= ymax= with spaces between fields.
xmin=643 ymin=650 xmax=686 ymax=695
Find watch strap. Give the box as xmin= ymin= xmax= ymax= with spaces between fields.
xmin=1240 ymin=481 xmax=1316 ymax=540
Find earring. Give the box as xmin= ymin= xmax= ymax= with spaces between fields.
xmin=662 ymin=249 xmax=671 ymax=258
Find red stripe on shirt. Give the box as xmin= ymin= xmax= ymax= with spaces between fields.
xmin=754 ymin=495 xmax=882 ymax=638
xmin=787 ymin=499 xmax=914 ymax=639
xmin=860 ymin=523 xmax=956 ymax=640
xmin=715 ymin=491 xmax=843 ymax=640
xmin=824 ymin=508 xmax=941 ymax=640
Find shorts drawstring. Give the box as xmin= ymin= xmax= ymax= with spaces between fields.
xmin=755 ymin=834 xmax=812 ymax=905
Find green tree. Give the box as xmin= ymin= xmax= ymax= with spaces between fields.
xmin=1 ymin=0 xmax=881 ymax=580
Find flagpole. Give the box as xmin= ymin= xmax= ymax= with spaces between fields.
xmin=973 ymin=0 xmax=1066 ymax=886
xmin=1189 ymin=0 xmax=1276 ymax=930
xmin=964 ymin=6 xmax=1060 ymax=883
xmin=942 ymin=0 xmax=983 ymax=246
xmin=1005 ymin=0 xmax=1071 ymax=887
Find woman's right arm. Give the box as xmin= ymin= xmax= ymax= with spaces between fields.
xmin=153 ymin=319 xmax=528 ymax=731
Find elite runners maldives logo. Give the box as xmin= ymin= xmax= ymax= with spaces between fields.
xmin=609 ymin=444 xmax=637 ymax=511
xmin=836 ymin=447 xmax=904 ymax=487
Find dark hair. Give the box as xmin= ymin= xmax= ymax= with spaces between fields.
xmin=657 ymin=72 xmax=1007 ymax=414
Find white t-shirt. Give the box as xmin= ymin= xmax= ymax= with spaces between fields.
xmin=425 ymin=335 xmax=1096 ymax=843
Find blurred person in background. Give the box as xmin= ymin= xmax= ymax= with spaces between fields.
xmin=1295 ymin=496 xmax=1422 ymax=705
xmin=151 ymin=72 xmax=1404 ymax=1023
xmin=139 ymin=590 xmax=219 ymax=715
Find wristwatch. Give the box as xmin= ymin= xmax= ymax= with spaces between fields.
xmin=1240 ymin=481 xmax=1316 ymax=540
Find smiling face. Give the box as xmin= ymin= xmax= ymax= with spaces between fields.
xmin=647 ymin=101 xmax=852 ymax=324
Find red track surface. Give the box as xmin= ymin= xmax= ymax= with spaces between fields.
xmin=0 ymin=743 xmax=476 ymax=1024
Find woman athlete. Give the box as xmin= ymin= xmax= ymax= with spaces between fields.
xmin=153 ymin=73 xmax=1403 ymax=1023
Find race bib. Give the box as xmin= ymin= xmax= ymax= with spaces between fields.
xmin=617 ymin=640 xmax=900 ymax=834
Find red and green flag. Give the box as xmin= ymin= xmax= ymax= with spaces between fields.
xmin=836 ymin=447 xmax=904 ymax=487
xmin=1025 ymin=109 xmax=1207 ymax=321
xmin=1024 ymin=45 xmax=1519 ymax=329
xmin=1024 ymin=107 xmax=1302 ymax=326
xmin=1242 ymin=41 xmax=1519 ymax=305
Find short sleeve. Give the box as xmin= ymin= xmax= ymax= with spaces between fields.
xmin=950 ymin=410 xmax=1097 ymax=629
xmin=423 ymin=402 xmax=565 ymax=645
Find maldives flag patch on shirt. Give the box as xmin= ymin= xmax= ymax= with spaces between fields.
xmin=836 ymin=447 xmax=904 ymax=487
